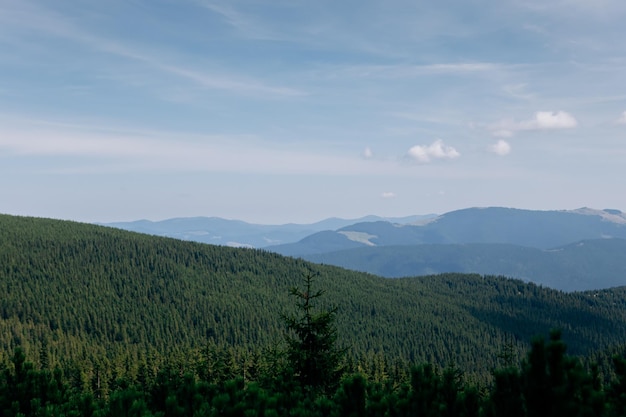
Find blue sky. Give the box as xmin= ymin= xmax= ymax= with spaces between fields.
xmin=1 ymin=0 xmax=625 ymax=223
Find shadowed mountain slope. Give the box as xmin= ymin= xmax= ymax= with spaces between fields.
xmin=304 ymin=238 xmax=626 ymax=291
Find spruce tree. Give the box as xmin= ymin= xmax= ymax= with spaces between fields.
xmin=282 ymin=272 xmax=345 ymax=395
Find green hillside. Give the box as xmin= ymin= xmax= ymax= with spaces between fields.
xmin=2 ymin=213 xmax=626 ymax=379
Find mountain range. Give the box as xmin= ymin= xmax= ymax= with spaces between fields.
xmin=104 ymin=207 xmax=626 ymax=291
xmin=102 ymin=214 xmax=433 ymax=248
xmin=268 ymin=207 xmax=626 ymax=255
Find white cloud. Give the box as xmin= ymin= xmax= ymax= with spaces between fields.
xmin=488 ymin=140 xmax=511 ymax=156
xmin=529 ymin=111 xmax=578 ymax=129
xmin=489 ymin=111 xmax=578 ymax=137
xmin=381 ymin=192 xmax=396 ymax=199
xmin=363 ymin=146 xmax=373 ymax=158
xmin=407 ymin=139 xmax=460 ymax=163
xmin=616 ymin=111 xmax=626 ymax=124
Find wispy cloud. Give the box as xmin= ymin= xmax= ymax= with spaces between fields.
xmin=616 ymin=111 xmax=626 ymax=124
xmin=196 ymin=1 xmax=279 ymax=40
xmin=0 ymin=117 xmax=387 ymax=176
xmin=319 ymin=62 xmax=505 ymax=80
xmin=0 ymin=0 xmax=303 ymax=99
xmin=97 ymin=42 xmax=305 ymax=99
xmin=489 ymin=111 xmax=578 ymax=137
xmin=517 ymin=0 xmax=626 ymax=16
xmin=406 ymin=140 xmax=460 ymax=164
xmin=161 ymin=65 xmax=305 ymax=97
xmin=501 ymin=83 xmax=535 ymax=101
xmin=381 ymin=192 xmax=396 ymax=199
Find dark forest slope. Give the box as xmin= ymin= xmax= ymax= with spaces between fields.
xmin=2 ymin=214 xmax=626 ymax=377
xmin=304 ymin=239 xmax=626 ymax=291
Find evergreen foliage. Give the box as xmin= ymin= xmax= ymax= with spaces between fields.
xmin=282 ymin=272 xmax=345 ymax=394
xmin=1 ymin=332 xmax=625 ymax=416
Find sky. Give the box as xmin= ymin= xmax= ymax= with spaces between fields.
xmin=1 ymin=0 xmax=626 ymax=224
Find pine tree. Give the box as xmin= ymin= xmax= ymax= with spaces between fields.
xmin=282 ymin=272 xmax=345 ymax=395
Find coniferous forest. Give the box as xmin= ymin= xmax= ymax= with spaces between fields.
xmin=3 ymin=213 xmax=626 ymax=416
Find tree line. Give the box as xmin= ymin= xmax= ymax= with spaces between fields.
xmin=3 ymin=273 xmax=626 ymax=416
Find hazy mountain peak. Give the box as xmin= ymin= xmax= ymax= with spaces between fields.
xmin=567 ymin=207 xmax=626 ymax=224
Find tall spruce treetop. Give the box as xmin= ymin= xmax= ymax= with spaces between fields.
xmin=282 ymin=272 xmax=345 ymax=395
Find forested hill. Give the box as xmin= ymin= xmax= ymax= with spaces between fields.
xmin=2 ymin=213 xmax=626 ymax=378
xmin=304 ymin=239 xmax=626 ymax=291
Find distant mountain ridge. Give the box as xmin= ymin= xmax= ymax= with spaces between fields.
xmin=101 ymin=214 xmax=435 ymax=248
xmin=304 ymin=238 xmax=626 ymax=291
xmin=101 ymin=207 xmax=626 ymax=291
xmin=268 ymin=207 xmax=626 ymax=256
xmin=265 ymin=207 xmax=626 ymax=291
